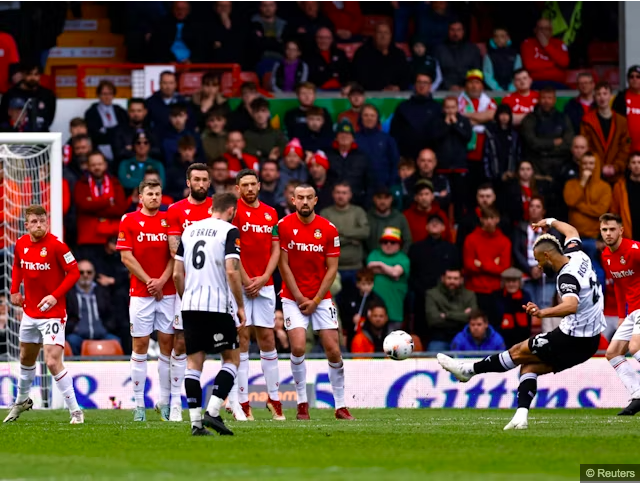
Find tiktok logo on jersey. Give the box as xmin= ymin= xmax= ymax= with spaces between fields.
xmin=287 ymin=240 xmax=324 ymax=252
xmin=611 ymin=269 xmax=635 ymax=279
xmin=20 ymin=259 xmax=51 ymax=270
xmin=136 ymin=232 xmax=168 ymax=242
xmin=241 ymin=222 xmax=272 ymax=233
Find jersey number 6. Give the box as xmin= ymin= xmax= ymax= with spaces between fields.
xmin=192 ymin=240 xmax=206 ymax=270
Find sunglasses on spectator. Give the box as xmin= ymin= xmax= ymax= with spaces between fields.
xmin=381 ymin=240 xmax=399 ymax=245
xmin=80 ymin=270 xmax=94 ymax=275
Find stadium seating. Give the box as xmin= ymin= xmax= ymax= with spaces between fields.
xmin=64 ymin=342 xmax=73 ymax=357
xmin=565 ymin=69 xmax=598 ymax=89
xmin=81 ymin=339 xmax=125 ymax=356
xmin=588 ymin=41 xmax=619 ymax=65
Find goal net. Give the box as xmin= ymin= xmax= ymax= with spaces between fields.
xmin=0 ymin=133 xmax=62 ymax=409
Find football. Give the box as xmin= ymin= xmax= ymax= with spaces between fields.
xmin=383 ymin=330 xmax=414 ymax=360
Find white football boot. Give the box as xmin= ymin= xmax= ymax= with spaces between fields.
xmin=504 ymin=408 xmax=529 ymax=430
xmin=437 ymin=353 xmax=473 ymax=382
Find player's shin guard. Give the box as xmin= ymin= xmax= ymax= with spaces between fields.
xmin=328 ymin=360 xmax=346 ymax=409
xmin=185 ymin=369 xmax=202 ymax=428
xmin=473 ymin=350 xmax=516 ymax=374
xmin=260 ymin=350 xmax=280 ymax=400
xmin=130 ymin=352 xmax=147 ymax=408
xmin=290 ymin=354 xmax=308 ymax=404
xmin=53 ymin=369 xmax=80 ymax=413
xmin=16 ymin=364 xmax=36 ymax=404
xmin=610 ymin=356 xmax=640 ymax=397
xmin=208 ymin=363 xmax=237 ymax=417
xmin=170 ymin=350 xmax=187 ymax=408
xmin=157 ymin=353 xmax=171 ymax=406
xmin=517 ymin=373 xmax=537 ymax=409
xmin=238 ymin=352 xmax=249 ymax=404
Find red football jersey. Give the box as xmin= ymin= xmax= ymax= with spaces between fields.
xmin=167 ymin=197 xmax=213 ymax=236
xmin=233 ymin=198 xmax=278 ymax=285
xmin=625 ymin=91 xmax=640 ymax=152
xmin=11 ymin=233 xmax=79 ymax=319
xmin=276 ymin=213 xmax=340 ymax=300
xmin=116 ymin=210 xmax=176 ymax=297
xmin=602 ymin=238 xmax=640 ymax=318
xmin=501 ymin=91 xmax=539 ymax=115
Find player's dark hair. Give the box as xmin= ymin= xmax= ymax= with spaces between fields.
xmin=139 ymin=179 xmax=162 ymax=194
xmin=212 ymin=192 xmax=238 ymax=213
xmin=202 ymin=71 xmax=220 ymax=86
xmin=294 ymin=183 xmax=317 ymax=195
xmin=444 ymin=267 xmax=462 ymax=276
xmin=599 ymin=213 xmax=623 ymax=225
xmin=533 ymin=233 xmax=563 ymax=254
xmin=21 ymin=63 xmax=41 ymax=74
xmin=250 ymin=97 xmax=270 ymax=112
xmin=186 ymin=163 xmax=209 ymax=180
xmin=468 ymin=308 xmax=488 ymax=322
xmin=25 ymin=204 xmax=46 ymax=218
xmin=236 ymin=168 xmax=259 ymax=185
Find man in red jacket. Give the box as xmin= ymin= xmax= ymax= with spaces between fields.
xmin=403 ymin=179 xmax=451 ymax=243
xmin=74 ymin=151 xmax=127 ymax=263
xmin=521 ymin=18 xmax=569 ymax=88
xmin=463 ymin=206 xmax=511 ymax=317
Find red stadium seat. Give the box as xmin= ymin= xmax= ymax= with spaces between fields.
xmin=337 ymin=42 xmax=362 ymax=61
xmin=179 ymin=71 xmax=204 ymax=96
xmin=262 ymin=71 xmax=273 ymax=91
xmin=601 ymin=67 xmax=620 ymax=88
xmin=240 ymin=71 xmax=260 ymax=85
xmin=81 ymin=339 xmax=124 ymax=356
xmin=64 ymin=342 xmax=73 ymax=357
xmin=565 ymin=69 xmax=598 ymax=89
xmin=588 ymin=41 xmax=619 ymax=65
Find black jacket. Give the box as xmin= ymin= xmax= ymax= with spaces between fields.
xmin=164 ymin=156 xmax=192 ymax=201
xmin=327 ymin=144 xmax=373 ymax=208
xmin=483 ymin=122 xmax=520 ymax=182
xmin=84 ymin=103 xmax=129 ymax=158
xmin=309 ymin=174 xmax=337 ymax=213
xmin=564 ymin=96 xmax=596 ymax=134
xmin=66 ymin=284 xmax=115 ymax=338
xmin=284 ymin=105 xmax=333 ymax=140
xmin=297 ymin=125 xmax=333 ymax=153
xmin=404 ymin=171 xmax=451 ymax=212
xmin=612 ymin=89 xmax=629 ymax=118
xmin=112 ymin=122 xmax=162 ymax=163
xmin=492 ymin=288 xmax=532 ymax=348
xmin=432 ymin=114 xmax=473 ymax=171
xmin=145 ymin=91 xmax=192 ymax=134
xmin=0 ymin=81 xmax=56 ymax=131
xmin=433 ymin=40 xmax=482 ymax=90
xmin=149 ymin=15 xmax=200 ymax=62
xmin=485 ymin=42 xmax=519 ymax=91
xmin=351 ymin=39 xmax=411 ymax=91
xmin=305 ymin=46 xmax=350 ymax=89
xmin=227 ymin=103 xmax=254 ymax=133
xmin=408 ymin=236 xmax=459 ymax=297
xmin=390 ymin=94 xmax=441 ymax=160
xmin=272 ymin=60 xmax=309 ymax=93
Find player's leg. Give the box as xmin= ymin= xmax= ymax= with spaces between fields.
xmin=129 ymin=296 xmax=154 ymax=422
xmin=628 ymin=321 xmax=640 ymax=414
xmin=3 ymin=325 xmax=40 ymax=423
xmin=170 ymin=296 xmax=187 ymax=421
xmin=283 ymin=298 xmax=311 ymax=420
xmin=237 ymin=324 xmax=252 ymax=420
xmin=154 ymin=296 xmax=175 ymax=421
xmin=605 ymin=314 xmax=640 ymax=414
xmin=503 ymin=362 xmax=554 ymax=430
xmin=43 ymin=341 xmax=83 ymax=424
xmin=225 ymin=296 xmax=246 ymax=421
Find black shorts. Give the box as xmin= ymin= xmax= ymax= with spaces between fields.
xmin=182 ymin=311 xmax=239 ymax=355
xmin=528 ymin=327 xmax=600 ymax=373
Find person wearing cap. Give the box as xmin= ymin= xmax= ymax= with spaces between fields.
xmin=244 ymin=97 xmax=288 ymax=164
xmin=279 ymin=138 xmax=309 ymax=188
xmin=0 ymin=97 xmax=29 ymax=132
xmin=118 ymin=130 xmax=165 ymax=192
xmin=433 ymin=20 xmax=482 ymax=91
xmin=613 ymin=66 xmax=640 ymax=153
xmin=450 ymin=309 xmax=506 ymax=353
xmin=327 ymin=119 xmax=372 ymax=208
xmin=563 ymin=72 xmax=595 ymax=134
xmin=367 ymin=186 xmax=412 ymax=253
xmin=521 ymin=18 xmax=569 ymax=88
xmin=85 ymin=80 xmax=129 ymax=163
xmin=403 ymin=179 xmax=451 ymax=244
xmin=491 ymin=267 xmax=532 ymax=348
xmin=366 ymin=227 xmax=410 ymax=331
xmin=337 ymin=83 xmax=366 ymax=131
xmin=307 ymin=150 xmax=336 ymax=213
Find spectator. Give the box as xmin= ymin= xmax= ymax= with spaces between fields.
xmin=337 ymin=83 xmax=365 ymax=131
xmin=404 ymin=148 xmax=451 ymax=212
xmin=251 ymin=1 xmax=287 ymax=62
xmin=580 ymin=81 xmax=631 ymax=185
xmin=366 ymin=227 xmax=410 ymax=331
xmin=501 ymin=68 xmax=539 ymax=127
xmin=254 ymin=159 xmax=283 ymax=208
xmin=208 ymin=157 xmax=230 ymax=195
xmin=201 ymin=108 xmax=228 ymax=163
xmin=125 ymin=168 xmax=174 ymax=213
xmin=65 ymin=134 xmax=93 ymax=186
xmin=321 ymin=181 xmax=370 ymax=287
xmin=390 ymin=158 xmax=416 ymax=212
xmin=456 ymin=183 xmax=506 ymax=251
xmin=403 ymin=179 xmax=451 ymax=243
xmin=203 ymin=1 xmax=251 ymax=67
xmin=520 ymin=18 xmax=569 ymax=88
xmin=462 ymin=206 xmax=512 ymax=315
xmin=222 ymin=131 xmax=260 ymax=179
xmin=612 ymin=152 xmax=640 ymax=241
xmin=0 ymin=63 xmax=55 ymax=132
xmin=450 ymin=309 xmax=506 ymax=352
xmin=244 ymin=97 xmax=287 ymax=164
xmin=425 ymin=268 xmax=478 ymax=351
xmin=160 ymin=104 xmax=202 ymax=164
xmin=409 ymin=40 xmax=443 ymax=92
xmin=613 ymin=65 xmax=640 ymax=153
xmin=512 ymin=196 xmax=559 ymax=310
xmin=227 ymin=82 xmax=259 ymax=133
xmin=273 ymin=309 xmax=290 ymax=353
xmin=415 ymin=1 xmax=454 ymax=51
xmin=327 ymin=119 xmax=372 ymax=207
xmin=189 ymin=72 xmax=230 ymax=131
xmin=279 ymin=138 xmax=308 ymax=187
xmin=84 ymin=80 xmax=129 ymax=164
xmin=351 ymin=23 xmax=411 ymax=91
xmin=521 ymin=87 xmax=573 ymax=177
xmin=458 ymin=70 xmax=498 ymax=193
xmin=65 ymin=118 xmax=88 ymax=148
xmin=66 ymin=259 xmax=120 ymax=355
xmin=492 ymin=268 xmax=532 ymax=348
xmin=390 ymin=71 xmax=441 ymax=160
xmin=307 ymin=151 xmax=335 ymax=213
xmin=433 ymin=21 xmax=482 ymax=92
xmin=0 ymin=30 xmax=18 ymax=93
xmin=118 ymin=130 xmax=165 ymax=192
xmin=112 ymin=98 xmax=160 ymax=162
xmin=270 ymin=39 xmax=309 ymax=93
xmin=0 ymin=97 xmax=33 ymax=132
xmin=148 ymin=1 xmax=198 ymax=63
xmin=298 ymin=106 xmax=334 ymax=153
xmin=276 ymin=179 xmax=300 ymax=220
xmin=483 ymin=27 xmax=522 ymax=92
xmin=563 ymin=151 xmax=611 ymax=284
xmin=320 ymin=1 xmax=363 ymax=41
xmin=284 ymin=82 xmax=333 ymax=139
xmin=355 ymin=104 xmax=400 ymax=188
xmin=351 ymin=304 xmax=389 ymax=354
xmin=74 ymin=152 xmax=127 ymax=264
xmin=367 ymin=186 xmax=412 ymax=253
xmin=305 ymin=27 xmax=350 ymax=91
xmin=165 ymin=136 xmax=199 ymax=201
xmin=564 ymin=72 xmax=595 ymax=134
xmin=409 ymin=213 xmax=459 ymax=341
xmin=284 ymin=1 xmax=333 ymax=53
xmin=145 ymin=71 xmax=191 ymax=134
xmin=483 ymin=104 xmax=520 ymax=187
xmin=501 ymin=160 xmax=547 ymax=225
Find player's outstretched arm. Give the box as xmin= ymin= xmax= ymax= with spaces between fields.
xmin=278 ymin=250 xmax=306 ymax=303
xmin=532 ymin=218 xmax=580 ymax=243
xmin=120 ymin=250 xmax=152 ymax=284
xmin=527 ymin=295 xmax=579 ymax=318
xmin=173 ymin=259 xmax=185 ymax=298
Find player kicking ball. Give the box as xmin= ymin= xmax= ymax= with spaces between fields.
xmin=600 ymin=213 xmax=640 ymax=415
xmin=231 ymin=169 xmax=284 ymax=421
xmin=277 ymin=184 xmax=353 ymax=420
xmin=4 ymin=205 xmax=83 ymax=424
xmin=438 ymin=218 xmax=605 ymax=430
xmin=173 ymin=193 xmax=246 ymax=436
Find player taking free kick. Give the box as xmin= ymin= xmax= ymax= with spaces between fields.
xmin=4 ymin=205 xmax=83 ymax=424
xmin=277 ymin=184 xmax=353 ymax=420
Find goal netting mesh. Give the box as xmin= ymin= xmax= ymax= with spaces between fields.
xmin=0 ymin=137 xmax=62 ymax=408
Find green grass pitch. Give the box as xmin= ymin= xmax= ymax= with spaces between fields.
xmin=1 ymin=408 xmax=638 ymax=480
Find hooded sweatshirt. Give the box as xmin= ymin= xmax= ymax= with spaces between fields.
xmin=483 ymin=105 xmax=521 ymax=181
xmin=463 ymin=226 xmax=512 ymax=294
xmin=563 ymin=162 xmax=612 ymax=238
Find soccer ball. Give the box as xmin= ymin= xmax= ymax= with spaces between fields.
xmin=383 ymin=330 xmax=414 ymax=360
